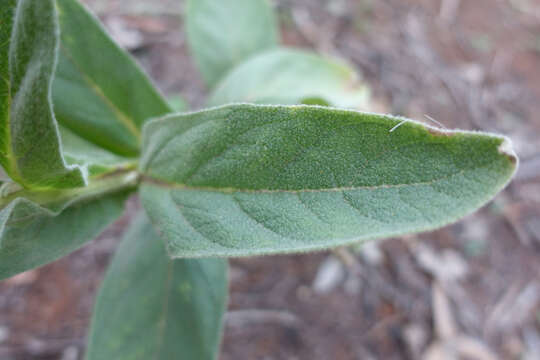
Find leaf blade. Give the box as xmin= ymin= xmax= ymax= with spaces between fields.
xmin=86 ymin=213 xmax=228 ymax=360
xmin=208 ymin=48 xmax=369 ymax=109
xmin=0 ymin=191 xmax=128 ymax=280
xmin=0 ymin=166 xmax=136 ymax=280
xmin=0 ymin=0 xmax=86 ymax=189
xmin=186 ymin=0 xmax=279 ymax=87
xmin=140 ymin=104 xmax=517 ymax=257
xmin=53 ymin=0 xmax=171 ymax=157
xmin=59 ymin=126 xmax=136 ymax=177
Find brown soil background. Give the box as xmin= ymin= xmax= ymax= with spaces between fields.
xmin=1 ymin=0 xmax=540 ymax=359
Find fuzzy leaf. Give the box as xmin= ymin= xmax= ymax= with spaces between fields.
xmin=86 ymin=213 xmax=228 ymax=360
xmin=0 ymin=1 xmax=16 ymax=139
xmin=59 ymin=126 xmax=136 ymax=177
xmin=186 ymin=0 xmax=279 ymax=87
xmin=0 ymin=0 xmax=86 ymax=189
xmin=0 ymin=166 xmax=136 ymax=280
xmin=0 ymin=190 xmax=129 ymax=280
xmin=53 ymin=0 xmax=171 ymax=157
xmin=139 ymin=104 xmax=517 ymax=257
xmin=208 ymin=48 xmax=369 ymax=109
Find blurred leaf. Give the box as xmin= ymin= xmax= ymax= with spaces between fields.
xmin=166 ymin=94 xmax=188 ymax=112
xmin=86 ymin=213 xmax=228 ymax=360
xmin=140 ymin=104 xmax=517 ymax=257
xmin=208 ymin=48 xmax=369 ymax=109
xmin=301 ymin=97 xmax=331 ymax=106
xmin=0 ymin=0 xmax=86 ymax=189
xmin=53 ymin=0 xmax=171 ymax=157
xmin=186 ymin=0 xmax=279 ymax=87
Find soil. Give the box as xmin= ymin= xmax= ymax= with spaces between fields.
xmin=1 ymin=0 xmax=540 ymax=359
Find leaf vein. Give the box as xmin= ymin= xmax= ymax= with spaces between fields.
xmin=58 ymin=46 xmax=141 ymax=141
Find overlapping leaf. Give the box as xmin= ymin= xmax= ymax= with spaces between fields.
xmin=53 ymin=0 xmax=171 ymax=157
xmin=59 ymin=126 xmax=136 ymax=177
xmin=0 ymin=167 xmax=136 ymax=279
xmin=86 ymin=213 xmax=228 ymax=360
xmin=0 ymin=0 xmax=143 ymax=280
xmin=186 ymin=0 xmax=279 ymax=87
xmin=139 ymin=104 xmax=517 ymax=257
xmin=0 ymin=190 xmax=129 ymax=280
xmin=0 ymin=0 xmax=86 ymax=189
xmin=208 ymin=48 xmax=369 ymax=109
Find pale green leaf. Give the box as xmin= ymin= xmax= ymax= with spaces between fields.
xmin=139 ymin=104 xmax=517 ymax=257
xmin=59 ymin=126 xmax=136 ymax=177
xmin=208 ymin=48 xmax=370 ymax=109
xmin=86 ymin=213 xmax=228 ymax=360
xmin=0 ymin=191 xmax=129 ymax=280
xmin=53 ymin=0 xmax=171 ymax=157
xmin=186 ymin=0 xmax=279 ymax=87
xmin=0 ymin=0 xmax=86 ymax=189
xmin=167 ymin=94 xmax=188 ymax=113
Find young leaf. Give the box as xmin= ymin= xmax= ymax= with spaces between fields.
xmin=186 ymin=0 xmax=279 ymax=87
xmin=208 ymin=48 xmax=369 ymax=109
xmin=139 ymin=104 xmax=517 ymax=257
xmin=0 ymin=0 xmax=86 ymax=189
xmin=53 ymin=0 xmax=171 ymax=157
xmin=86 ymin=213 xmax=228 ymax=360
xmin=0 ymin=191 xmax=129 ymax=280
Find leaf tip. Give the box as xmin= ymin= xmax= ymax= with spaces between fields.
xmin=497 ymin=136 xmax=518 ymax=166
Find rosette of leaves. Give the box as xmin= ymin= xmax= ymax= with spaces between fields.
xmin=0 ymin=0 xmax=517 ymax=359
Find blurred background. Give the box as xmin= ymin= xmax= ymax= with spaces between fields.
xmin=1 ymin=0 xmax=540 ymax=359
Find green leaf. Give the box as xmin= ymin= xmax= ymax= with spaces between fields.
xmin=0 ymin=190 xmax=129 ymax=280
xmin=208 ymin=48 xmax=370 ymax=108
xmin=0 ymin=1 xmax=16 ymax=139
xmin=59 ymin=126 xmax=136 ymax=177
xmin=166 ymin=94 xmax=188 ymax=113
xmin=139 ymin=104 xmax=517 ymax=257
xmin=186 ymin=0 xmax=279 ymax=87
xmin=0 ymin=167 xmax=136 ymax=279
xmin=53 ymin=0 xmax=171 ymax=157
xmin=86 ymin=213 xmax=228 ymax=360
xmin=0 ymin=0 xmax=86 ymax=189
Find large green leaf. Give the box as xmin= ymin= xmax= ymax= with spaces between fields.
xmin=0 ymin=190 xmax=129 ymax=280
xmin=139 ymin=104 xmax=517 ymax=257
xmin=208 ymin=48 xmax=369 ymax=109
xmin=86 ymin=213 xmax=228 ymax=360
xmin=186 ymin=0 xmax=279 ymax=87
xmin=0 ymin=0 xmax=86 ymax=189
xmin=53 ymin=0 xmax=171 ymax=157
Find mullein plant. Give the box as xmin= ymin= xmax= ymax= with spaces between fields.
xmin=0 ymin=0 xmax=517 ymax=358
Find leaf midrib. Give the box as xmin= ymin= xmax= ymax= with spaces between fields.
xmin=154 ymin=260 xmax=173 ymax=360
xmin=0 ymin=169 xmax=137 ymax=225
xmin=140 ymin=169 xmax=466 ymax=194
xmin=58 ymin=44 xmax=141 ymax=145
xmin=3 ymin=29 xmax=26 ymax=186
